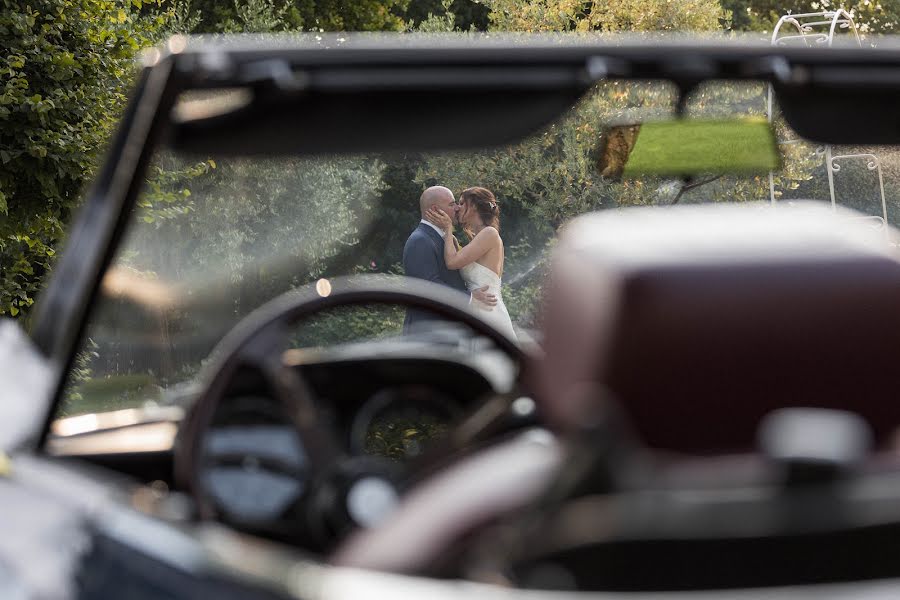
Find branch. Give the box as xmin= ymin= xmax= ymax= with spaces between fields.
xmin=670 ymin=175 xmax=724 ymax=206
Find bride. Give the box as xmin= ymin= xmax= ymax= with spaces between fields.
xmin=425 ymin=187 xmax=517 ymax=341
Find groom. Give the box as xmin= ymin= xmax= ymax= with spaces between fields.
xmin=402 ymin=186 xmax=497 ymax=333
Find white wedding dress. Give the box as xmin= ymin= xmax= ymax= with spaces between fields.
xmin=460 ymin=261 xmax=517 ymax=341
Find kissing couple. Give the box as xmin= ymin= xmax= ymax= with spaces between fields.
xmin=402 ymin=185 xmax=517 ymax=341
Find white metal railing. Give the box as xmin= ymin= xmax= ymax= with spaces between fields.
xmin=766 ymin=10 xmax=888 ymax=233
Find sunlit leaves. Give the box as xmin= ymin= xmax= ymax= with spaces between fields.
xmin=136 ymin=159 xmax=215 ymax=224
xmin=181 ymin=0 xmax=411 ymax=35
xmin=484 ymin=0 xmax=721 ymax=32
xmin=0 ymin=0 xmax=169 ymax=318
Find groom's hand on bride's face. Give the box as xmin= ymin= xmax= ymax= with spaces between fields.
xmin=425 ymin=207 xmax=453 ymax=232
xmin=472 ymin=285 xmax=498 ymax=309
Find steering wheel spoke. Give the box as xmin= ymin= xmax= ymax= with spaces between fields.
xmin=242 ymin=328 xmax=345 ymax=468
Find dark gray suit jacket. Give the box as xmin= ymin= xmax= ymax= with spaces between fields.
xmin=402 ymin=222 xmax=468 ymax=332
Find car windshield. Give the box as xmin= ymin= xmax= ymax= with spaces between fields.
xmin=56 ymin=32 xmax=900 ymax=420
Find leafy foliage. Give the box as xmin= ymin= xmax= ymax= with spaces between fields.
xmin=484 ymin=0 xmax=722 ymax=31
xmin=182 ymin=0 xmax=411 ymax=33
xmin=166 ymin=0 xmax=488 ymax=34
xmin=139 ymin=158 xmax=215 ymax=223
xmin=404 ymin=0 xmax=489 ymax=31
xmin=292 ymin=304 xmax=405 ymax=348
xmin=0 ymin=0 xmax=169 ymax=318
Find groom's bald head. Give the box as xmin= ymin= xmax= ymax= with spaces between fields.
xmin=419 ymin=186 xmax=455 ymax=217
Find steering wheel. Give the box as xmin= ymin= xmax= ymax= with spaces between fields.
xmin=174 ymin=275 xmax=525 ymax=549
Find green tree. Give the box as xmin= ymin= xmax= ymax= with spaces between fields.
xmin=484 ymin=0 xmax=722 ymax=32
xmin=169 ymin=0 xmax=490 ymax=34
xmin=0 ymin=0 xmax=170 ymax=318
xmin=404 ymin=0 xmax=489 ymax=31
xmin=180 ymin=0 xmax=411 ymax=33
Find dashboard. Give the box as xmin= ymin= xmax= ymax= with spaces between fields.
xmin=191 ymin=355 xmax=501 ymax=533
xmin=47 ymin=354 xmax=506 ymax=507
xmin=211 ymin=355 xmax=496 ymax=457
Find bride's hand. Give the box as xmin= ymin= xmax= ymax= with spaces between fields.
xmin=425 ymin=207 xmax=453 ymax=233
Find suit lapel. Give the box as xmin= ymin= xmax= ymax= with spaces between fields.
xmin=419 ymin=222 xmax=444 ymax=250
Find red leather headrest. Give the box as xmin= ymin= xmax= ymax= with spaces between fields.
xmin=535 ymin=202 xmax=900 ymax=454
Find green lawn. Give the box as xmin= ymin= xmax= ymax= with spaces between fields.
xmin=623 ymin=119 xmax=779 ymax=177
xmin=61 ymin=373 xmax=158 ymax=417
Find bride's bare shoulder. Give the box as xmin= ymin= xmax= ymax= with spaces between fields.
xmin=477 ymin=226 xmax=501 ymax=242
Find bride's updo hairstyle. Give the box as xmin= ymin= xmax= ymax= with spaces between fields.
xmin=459 ymin=186 xmax=500 ymax=239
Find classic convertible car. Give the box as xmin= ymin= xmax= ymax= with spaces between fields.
xmin=4 ymin=31 xmax=900 ymax=599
